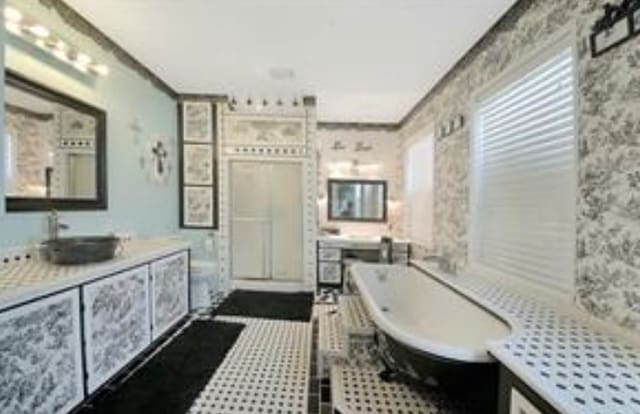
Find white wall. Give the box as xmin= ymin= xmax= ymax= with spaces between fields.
xmin=317 ymin=126 xmax=403 ymax=237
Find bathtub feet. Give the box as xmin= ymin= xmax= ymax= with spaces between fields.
xmin=378 ymin=368 xmax=398 ymax=382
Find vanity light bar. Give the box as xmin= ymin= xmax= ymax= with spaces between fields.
xmin=4 ymin=5 xmax=109 ymax=77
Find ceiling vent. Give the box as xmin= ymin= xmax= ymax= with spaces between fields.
xmin=269 ymin=67 xmax=295 ymax=81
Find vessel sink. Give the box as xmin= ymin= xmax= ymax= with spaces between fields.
xmin=42 ymin=236 xmax=120 ymax=265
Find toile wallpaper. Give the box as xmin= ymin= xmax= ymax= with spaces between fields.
xmin=82 ymin=267 xmax=150 ymax=392
xmin=401 ymin=0 xmax=640 ymax=334
xmin=151 ymin=252 xmax=189 ymax=339
xmin=0 ymin=291 xmax=83 ymax=414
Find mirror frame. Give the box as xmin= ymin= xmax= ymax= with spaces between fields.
xmin=5 ymin=69 xmax=108 ymax=212
xmin=327 ymin=178 xmax=387 ymax=223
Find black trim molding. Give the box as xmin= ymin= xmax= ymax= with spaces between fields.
xmin=5 ymin=69 xmax=108 ymax=212
xmin=327 ymin=178 xmax=387 ymax=223
xmin=317 ymin=121 xmax=399 ymax=132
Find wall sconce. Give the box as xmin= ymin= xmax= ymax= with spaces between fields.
xmin=436 ymin=114 xmax=465 ymax=140
xmin=4 ymin=5 xmax=109 ymax=77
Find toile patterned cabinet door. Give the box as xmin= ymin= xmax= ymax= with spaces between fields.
xmin=0 ymin=289 xmax=84 ymax=414
xmin=151 ymin=251 xmax=189 ymax=340
xmin=82 ymin=265 xmax=151 ymax=393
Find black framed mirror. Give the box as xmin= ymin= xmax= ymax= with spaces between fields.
xmin=328 ymin=179 xmax=387 ymax=222
xmin=4 ymin=70 xmax=107 ymax=211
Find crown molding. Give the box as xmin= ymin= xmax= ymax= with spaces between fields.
xmin=317 ymin=121 xmax=400 ymax=132
xmin=177 ymin=93 xmax=229 ymax=103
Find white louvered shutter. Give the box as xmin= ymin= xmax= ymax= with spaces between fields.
xmin=471 ymin=46 xmax=576 ymax=292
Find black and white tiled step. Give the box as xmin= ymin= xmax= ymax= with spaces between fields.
xmin=330 ymin=361 xmax=474 ymax=414
xmin=338 ymin=295 xmax=375 ymax=337
xmin=317 ymin=305 xmax=346 ymax=379
xmin=317 ymin=296 xmax=376 ymax=378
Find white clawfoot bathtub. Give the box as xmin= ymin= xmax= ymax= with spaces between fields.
xmin=350 ymin=262 xmax=511 ymax=412
xmin=351 ymin=262 xmax=511 ymax=362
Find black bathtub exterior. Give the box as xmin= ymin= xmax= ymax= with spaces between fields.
xmin=376 ymin=329 xmax=499 ymax=413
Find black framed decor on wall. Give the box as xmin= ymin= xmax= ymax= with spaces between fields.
xmin=178 ymin=100 xmax=218 ymax=229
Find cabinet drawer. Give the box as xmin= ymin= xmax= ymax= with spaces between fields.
xmin=318 ymin=248 xmax=341 ymax=261
xmin=318 ymin=261 xmax=341 ymax=284
xmin=510 ymin=388 xmax=543 ymax=414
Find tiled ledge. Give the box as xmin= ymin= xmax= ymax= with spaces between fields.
xmin=411 ymin=260 xmax=640 ymax=414
xmin=0 ymin=238 xmax=190 ymax=309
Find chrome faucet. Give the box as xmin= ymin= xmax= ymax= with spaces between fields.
xmin=47 ymin=210 xmax=69 ymax=240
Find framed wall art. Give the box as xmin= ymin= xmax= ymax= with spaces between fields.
xmin=183 ymin=186 xmax=214 ymax=227
xmin=183 ymin=144 xmax=213 ymax=185
xmin=182 ymin=101 xmax=213 ymax=142
xmin=179 ymin=100 xmax=217 ymax=229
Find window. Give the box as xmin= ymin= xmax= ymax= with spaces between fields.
xmin=404 ymin=132 xmax=434 ymax=247
xmin=470 ymin=44 xmax=576 ymax=292
xmin=5 ymin=132 xmax=16 ymax=191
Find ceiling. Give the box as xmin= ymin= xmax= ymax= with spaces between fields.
xmin=64 ymin=0 xmax=516 ymax=123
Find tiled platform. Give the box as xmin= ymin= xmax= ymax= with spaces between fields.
xmin=189 ymin=316 xmax=312 ymax=414
xmin=331 ymin=361 xmax=474 ymax=414
xmin=412 ymin=260 xmax=640 ymax=414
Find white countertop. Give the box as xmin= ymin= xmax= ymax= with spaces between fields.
xmin=318 ymin=234 xmax=410 ymax=248
xmin=0 ymin=238 xmax=190 ymax=310
xmin=412 ymin=260 xmax=640 ymax=414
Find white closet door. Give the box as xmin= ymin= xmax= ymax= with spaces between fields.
xmin=231 ymin=162 xmax=270 ymax=280
xmin=270 ymin=162 xmax=303 ymax=281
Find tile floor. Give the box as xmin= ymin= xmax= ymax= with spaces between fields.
xmin=183 ymin=302 xmax=472 ymax=414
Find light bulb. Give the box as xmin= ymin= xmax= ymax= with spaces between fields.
xmin=5 ymin=21 xmax=21 ymax=35
xmin=73 ymin=61 xmax=88 ymax=73
xmin=53 ymin=49 xmax=68 ymax=62
xmin=92 ymin=64 xmax=109 ymax=76
xmin=76 ymin=52 xmax=91 ymax=65
xmin=4 ymin=6 xmax=22 ymax=23
xmin=29 ymin=24 xmax=50 ymax=38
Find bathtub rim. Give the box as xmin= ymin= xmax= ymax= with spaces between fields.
xmin=351 ymin=262 xmax=515 ymax=364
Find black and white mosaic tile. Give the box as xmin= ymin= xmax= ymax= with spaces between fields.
xmin=188 ymin=316 xmax=312 ymax=414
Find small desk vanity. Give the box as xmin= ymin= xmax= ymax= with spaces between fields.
xmin=316 ymin=235 xmax=409 ymax=288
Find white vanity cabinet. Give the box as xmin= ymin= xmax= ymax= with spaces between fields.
xmin=82 ymin=265 xmax=151 ymax=393
xmin=151 ymin=251 xmax=190 ymax=339
xmin=0 ymin=241 xmax=190 ymax=414
xmin=0 ymin=290 xmax=84 ymax=414
xmin=317 ymin=237 xmax=410 ymax=287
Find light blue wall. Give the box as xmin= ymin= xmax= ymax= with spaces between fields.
xmin=0 ymin=0 xmax=179 ymax=248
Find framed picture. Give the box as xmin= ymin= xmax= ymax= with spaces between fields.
xmin=183 ymin=144 xmax=213 ymax=185
xmin=183 ymin=186 xmax=214 ymax=228
xmin=225 ymin=115 xmax=305 ymax=146
xmin=590 ymin=15 xmax=631 ymax=57
xmin=182 ymin=101 xmax=213 ymax=143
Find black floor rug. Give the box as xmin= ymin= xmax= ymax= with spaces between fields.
xmin=215 ymin=290 xmax=314 ymax=321
xmin=78 ymin=320 xmax=244 ymax=414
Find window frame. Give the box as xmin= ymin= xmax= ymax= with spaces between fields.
xmin=468 ymin=29 xmax=579 ymax=296
xmin=403 ymin=126 xmax=435 ymax=248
